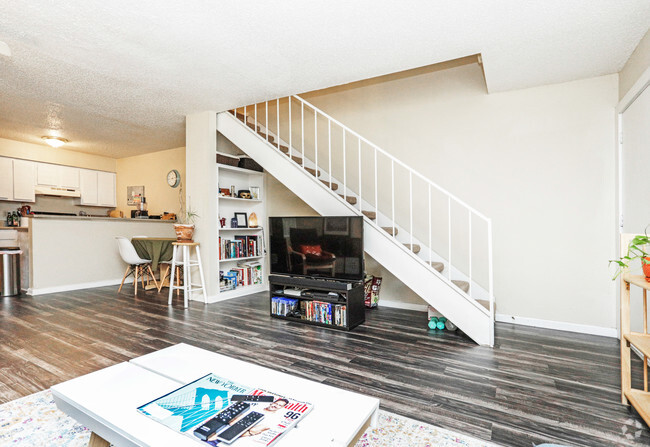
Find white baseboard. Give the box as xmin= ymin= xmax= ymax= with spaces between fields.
xmin=28 ymin=278 xmax=133 ymax=296
xmin=495 ymin=313 xmax=617 ymax=338
xmin=379 ymin=299 xmax=428 ymax=312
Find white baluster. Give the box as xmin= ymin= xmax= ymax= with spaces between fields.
xmin=448 ymin=196 xmax=452 ymax=279
xmin=429 ymin=184 xmax=432 ymax=265
xmin=358 ymin=138 xmax=362 ymax=210
xmin=468 ymin=211 xmax=472 ymax=297
xmin=265 ymin=101 xmax=269 ymax=141
xmin=409 ymin=171 xmax=413 ymax=250
xmin=374 ymin=148 xmax=378 ymax=218
xmin=343 ymin=129 xmax=346 ymax=200
xmin=301 ymin=102 xmax=304 ymax=168
xmin=277 ymin=99 xmax=280 ymax=150
xmin=391 ymin=160 xmax=395 ymax=233
xmin=288 ymin=98 xmax=292 ymax=159
xmin=314 ymin=109 xmax=318 ymax=178
xmin=328 ymin=119 xmax=332 ymax=189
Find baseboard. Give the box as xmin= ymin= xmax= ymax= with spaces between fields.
xmin=379 ymin=299 xmax=428 ymax=312
xmin=495 ymin=313 xmax=617 ymax=338
xmin=28 ymin=278 xmax=134 ymax=296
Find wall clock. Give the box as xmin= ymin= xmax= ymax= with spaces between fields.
xmin=167 ymin=169 xmax=181 ymax=188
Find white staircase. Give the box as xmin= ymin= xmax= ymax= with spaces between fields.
xmin=216 ymin=96 xmax=495 ymax=346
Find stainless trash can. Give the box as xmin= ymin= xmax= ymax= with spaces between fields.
xmin=0 ymin=247 xmax=21 ymax=297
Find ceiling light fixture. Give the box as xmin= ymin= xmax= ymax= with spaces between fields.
xmin=41 ymin=136 xmax=68 ymax=148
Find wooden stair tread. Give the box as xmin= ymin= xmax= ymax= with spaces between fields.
xmin=362 ymin=211 xmax=376 ymax=220
xmin=625 ymin=333 xmax=650 ymax=358
xmin=452 ymin=280 xmax=469 ymax=293
xmin=404 ymin=243 xmax=421 ymax=254
xmin=625 ymin=389 xmax=650 ymax=426
xmin=291 ymin=156 xmax=303 ymax=164
xmin=278 ymin=145 xmax=289 ymax=154
xmin=429 ymin=261 xmax=444 ymax=273
xmin=339 ymin=194 xmax=357 ymax=205
xmin=305 ymin=167 xmax=321 ymax=177
xmin=381 ymin=227 xmax=398 ymax=236
xmin=320 ymin=180 xmax=338 ymax=191
xmin=257 ymin=131 xmax=275 ymax=142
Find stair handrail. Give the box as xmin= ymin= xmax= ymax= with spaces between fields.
xmin=233 ymin=96 xmax=494 ymax=315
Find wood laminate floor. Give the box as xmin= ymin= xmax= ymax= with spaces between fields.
xmin=0 ymin=286 xmax=647 ymax=446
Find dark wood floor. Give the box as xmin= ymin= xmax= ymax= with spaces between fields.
xmin=0 ymin=286 xmax=647 ymax=446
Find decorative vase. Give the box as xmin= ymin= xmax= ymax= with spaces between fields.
xmin=174 ymin=224 xmax=195 ymax=243
xmin=643 ymin=257 xmax=650 ymax=282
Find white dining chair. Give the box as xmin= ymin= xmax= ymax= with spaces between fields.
xmin=115 ymin=236 xmax=158 ymax=294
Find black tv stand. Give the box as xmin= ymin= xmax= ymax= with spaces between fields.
xmin=269 ymin=275 xmax=365 ymax=331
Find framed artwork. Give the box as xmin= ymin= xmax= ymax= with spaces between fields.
xmin=127 ymin=186 xmax=144 ymax=205
xmin=234 ymin=212 xmax=248 ymax=228
xmin=249 ymin=186 xmax=260 ymax=200
xmin=324 ymin=217 xmax=349 ymax=235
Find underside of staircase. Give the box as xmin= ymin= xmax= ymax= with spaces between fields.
xmin=217 ymin=105 xmax=494 ymax=346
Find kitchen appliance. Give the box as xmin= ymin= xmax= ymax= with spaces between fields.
xmin=131 ymin=210 xmax=149 ymax=218
xmin=34 ymin=186 xmax=81 ymax=198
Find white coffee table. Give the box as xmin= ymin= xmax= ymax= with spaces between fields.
xmin=51 ymin=343 xmax=380 ymax=447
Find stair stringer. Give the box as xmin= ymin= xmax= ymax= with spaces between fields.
xmin=217 ymin=111 xmax=494 ymax=346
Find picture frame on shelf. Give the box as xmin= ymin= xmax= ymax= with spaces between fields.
xmin=234 ymin=212 xmax=248 ymax=228
xmin=249 ymin=186 xmax=260 ymax=200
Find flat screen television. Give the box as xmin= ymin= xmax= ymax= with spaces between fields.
xmin=269 ymin=216 xmax=364 ymax=281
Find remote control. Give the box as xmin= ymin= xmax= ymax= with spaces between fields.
xmin=231 ymin=394 xmax=275 ymax=403
xmin=193 ymin=401 xmax=250 ymax=441
xmin=216 ymin=411 xmax=265 ymax=443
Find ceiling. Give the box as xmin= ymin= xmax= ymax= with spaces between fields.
xmin=1 ymin=1 xmax=649 ymax=159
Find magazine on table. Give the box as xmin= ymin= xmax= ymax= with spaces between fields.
xmin=137 ymin=373 xmax=313 ymax=446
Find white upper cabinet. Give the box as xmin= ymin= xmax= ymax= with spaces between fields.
xmin=79 ymin=169 xmax=99 ymax=205
xmin=36 ymin=163 xmax=60 ymax=186
xmin=13 ymin=159 xmax=36 ymax=202
xmin=97 ymin=172 xmax=116 ymax=207
xmin=0 ymin=158 xmax=13 ymax=200
xmin=59 ymin=166 xmax=80 ymax=189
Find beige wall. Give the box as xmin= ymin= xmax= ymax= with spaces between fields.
xmin=115 ymin=147 xmax=186 ymax=216
xmin=0 ymin=137 xmax=116 ymax=171
xmin=266 ymin=64 xmax=619 ymax=330
xmin=620 ymin=28 xmax=650 ymax=99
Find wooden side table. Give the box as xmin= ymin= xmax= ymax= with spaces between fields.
xmin=621 ymin=273 xmax=650 ymax=424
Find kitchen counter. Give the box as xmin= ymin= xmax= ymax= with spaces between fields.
xmin=27 ymin=215 xmax=176 ymax=224
xmin=0 ymin=226 xmax=28 ymax=231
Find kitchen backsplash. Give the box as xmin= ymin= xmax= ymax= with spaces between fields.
xmin=0 ymin=196 xmax=113 ymax=220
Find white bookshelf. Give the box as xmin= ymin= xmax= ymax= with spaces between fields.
xmin=216 ymin=162 xmax=267 ymax=300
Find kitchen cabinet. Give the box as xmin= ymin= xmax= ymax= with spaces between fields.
xmin=59 ymin=166 xmax=80 ymax=189
xmin=36 ymin=163 xmax=59 ymax=186
xmin=79 ymin=170 xmax=98 ymax=205
xmin=80 ymin=170 xmax=115 ymax=207
xmin=0 ymin=158 xmax=13 ymax=200
xmin=97 ymin=172 xmax=116 ymax=207
xmin=13 ymin=160 xmax=36 ymax=202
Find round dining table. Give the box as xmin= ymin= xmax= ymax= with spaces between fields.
xmin=131 ymin=237 xmax=176 ymax=289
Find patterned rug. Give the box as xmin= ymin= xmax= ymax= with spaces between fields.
xmin=0 ymin=389 xmax=499 ymax=446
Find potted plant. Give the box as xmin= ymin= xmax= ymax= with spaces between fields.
xmin=174 ymin=187 xmax=199 ymax=242
xmin=610 ymin=231 xmax=650 ymax=281
xmin=174 ymin=209 xmax=199 ymax=242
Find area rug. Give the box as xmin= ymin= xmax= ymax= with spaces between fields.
xmin=0 ymin=389 xmax=499 ymax=446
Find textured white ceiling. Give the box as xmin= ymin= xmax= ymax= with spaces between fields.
xmin=0 ymin=1 xmax=649 ymax=158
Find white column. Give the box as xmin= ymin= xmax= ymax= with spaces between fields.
xmin=185 ymin=111 xmax=218 ymax=302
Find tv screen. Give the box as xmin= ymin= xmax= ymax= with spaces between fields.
xmin=269 ymin=216 xmax=364 ymax=281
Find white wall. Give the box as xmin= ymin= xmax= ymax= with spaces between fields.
xmin=271 ymin=64 xmax=619 ymax=330
xmin=620 ymin=28 xmax=650 ymax=99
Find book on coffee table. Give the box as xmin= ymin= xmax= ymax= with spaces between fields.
xmin=137 ymin=373 xmax=312 ymax=446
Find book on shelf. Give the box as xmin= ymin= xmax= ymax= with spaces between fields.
xmin=137 ymin=373 xmax=313 ymax=446
xmin=220 ymin=263 xmax=262 ymax=291
xmin=272 ymin=298 xmax=347 ymax=327
xmin=220 ymin=235 xmax=261 ymax=260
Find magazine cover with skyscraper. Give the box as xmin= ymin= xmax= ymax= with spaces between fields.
xmin=137 ymin=373 xmax=313 ymax=445
xmin=137 ymin=373 xmax=252 ymax=435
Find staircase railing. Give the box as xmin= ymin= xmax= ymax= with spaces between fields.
xmin=232 ymin=95 xmax=494 ymax=316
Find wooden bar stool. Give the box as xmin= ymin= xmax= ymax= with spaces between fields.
xmin=168 ymin=242 xmax=207 ymax=307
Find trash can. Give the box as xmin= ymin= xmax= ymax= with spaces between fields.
xmin=0 ymin=247 xmax=21 ymax=297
